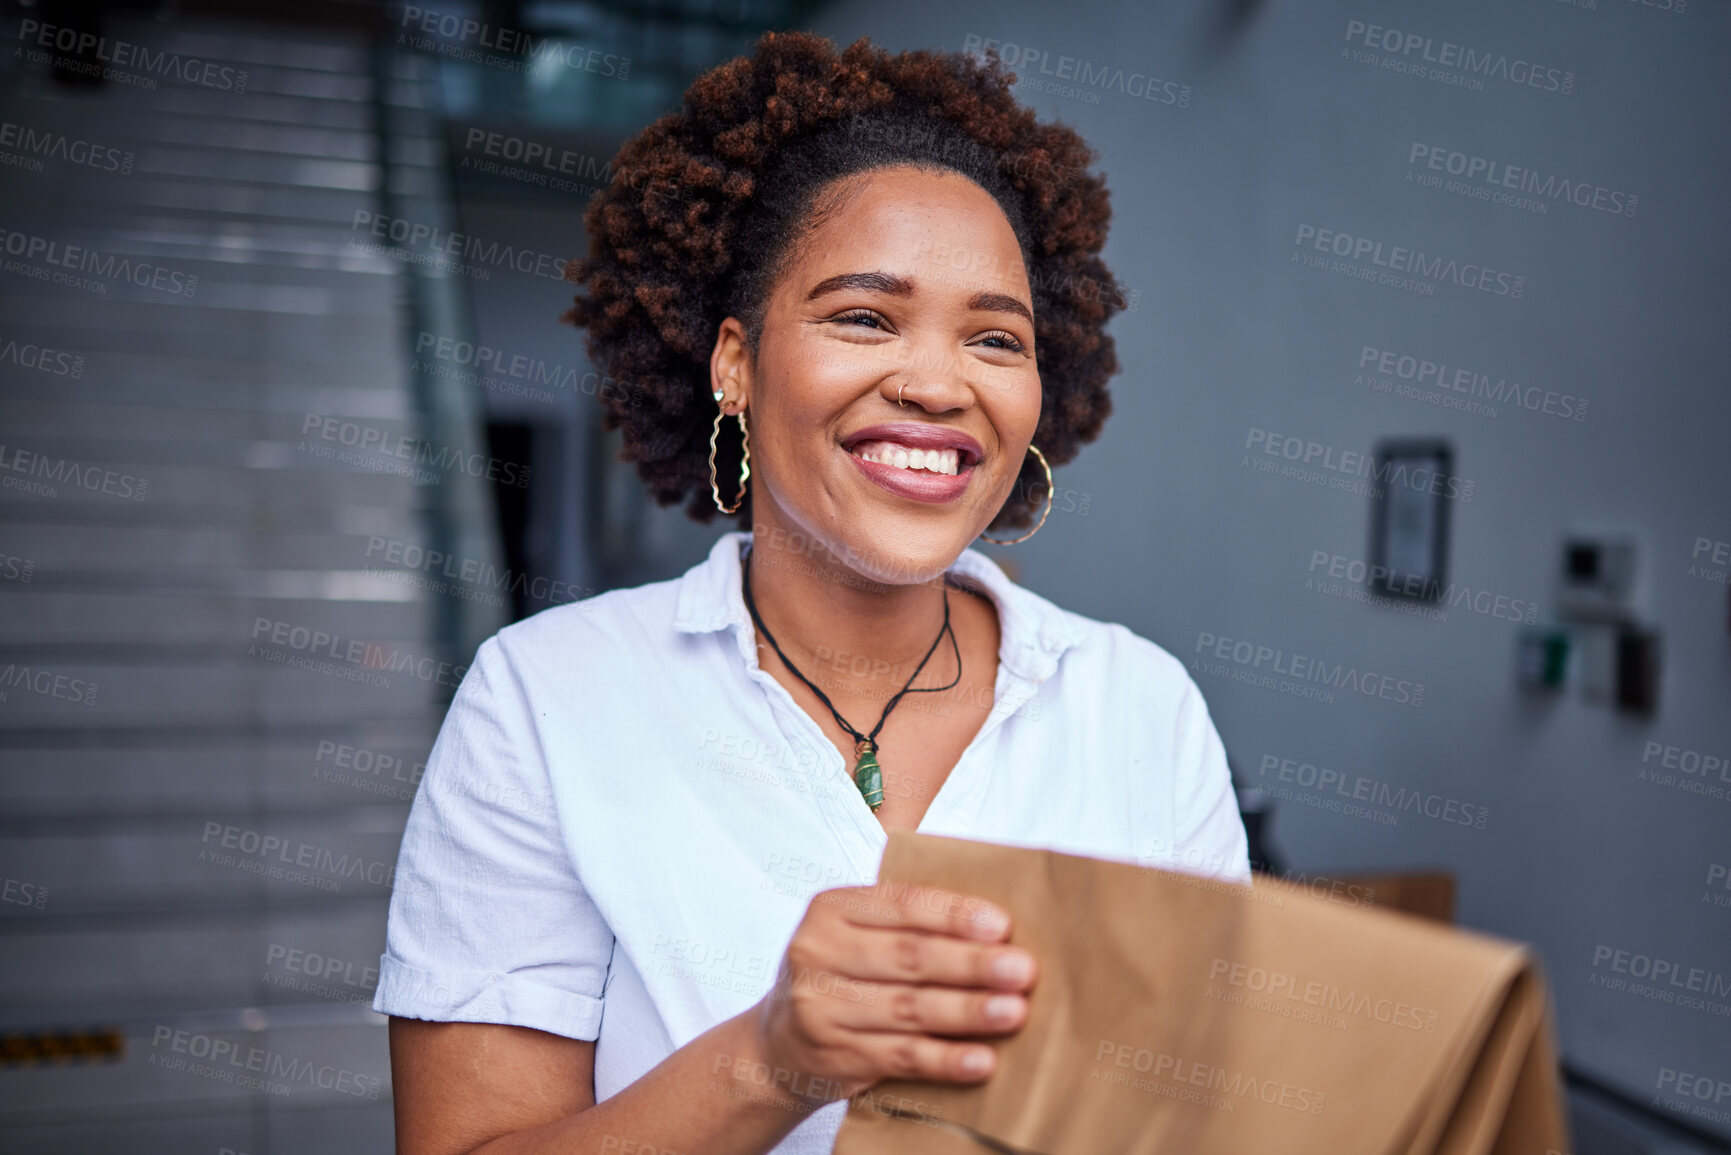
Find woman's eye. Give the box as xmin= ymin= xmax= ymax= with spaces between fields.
xmin=976 ymin=331 xmax=1027 ymax=353
xmin=833 ymin=310 xmax=887 ymax=330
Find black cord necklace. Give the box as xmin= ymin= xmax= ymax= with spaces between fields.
xmin=741 ymin=548 xmax=962 ymax=811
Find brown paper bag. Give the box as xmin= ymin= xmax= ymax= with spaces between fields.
xmin=835 ymin=832 xmax=1569 ymax=1155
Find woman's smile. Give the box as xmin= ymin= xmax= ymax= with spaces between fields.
xmin=846 ymin=445 xmax=974 ymax=503
xmin=842 ymin=422 xmax=983 ymax=504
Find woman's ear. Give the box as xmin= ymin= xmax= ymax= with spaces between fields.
xmin=709 ymin=316 xmax=753 ymax=413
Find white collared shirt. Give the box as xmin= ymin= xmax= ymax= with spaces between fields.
xmin=374 ymin=531 xmax=1249 ymax=1152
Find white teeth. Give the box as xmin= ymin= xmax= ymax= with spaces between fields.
xmin=850 ymin=440 xmax=962 ymax=476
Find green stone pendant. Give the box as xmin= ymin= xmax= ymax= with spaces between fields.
xmin=853 ymin=742 xmax=885 ymax=810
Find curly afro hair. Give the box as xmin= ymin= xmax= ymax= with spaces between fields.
xmin=562 ymin=31 xmax=1126 ymax=530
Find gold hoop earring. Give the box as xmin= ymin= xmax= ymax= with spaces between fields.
xmin=709 ymin=404 xmax=750 ymax=515
xmin=979 ymin=444 xmax=1053 ymax=546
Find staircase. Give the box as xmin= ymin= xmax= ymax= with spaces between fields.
xmin=0 ymin=15 xmax=500 ymax=1152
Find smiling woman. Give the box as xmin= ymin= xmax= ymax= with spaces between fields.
xmin=375 ymin=30 xmax=1249 ymax=1155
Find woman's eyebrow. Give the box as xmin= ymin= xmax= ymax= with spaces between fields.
xmin=807 ymin=272 xmax=1034 ymax=325
xmin=968 ymin=290 xmax=1034 ymax=326
xmin=806 ymin=271 xmax=913 ymax=300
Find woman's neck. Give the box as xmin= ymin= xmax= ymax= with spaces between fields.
xmin=743 ymin=523 xmax=956 ymax=682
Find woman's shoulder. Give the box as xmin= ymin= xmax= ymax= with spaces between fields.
xmin=480 ymin=568 xmax=694 ymax=684
xmin=1059 ymin=605 xmax=1197 ymax=700
xmin=982 ymin=567 xmax=1200 ymax=711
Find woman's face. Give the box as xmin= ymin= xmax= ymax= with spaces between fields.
xmin=715 ymin=164 xmax=1042 ymax=587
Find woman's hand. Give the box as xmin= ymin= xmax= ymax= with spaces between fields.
xmin=748 ymin=882 xmax=1037 ymax=1107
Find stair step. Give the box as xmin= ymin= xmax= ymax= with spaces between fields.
xmin=0 ymin=591 xmax=428 ymax=647
xmin=0 ymin=900 xmax=392 ymax=1021
xmin=0 ymin=659 xmax=446 ymax=730
xmin=0 ymin=813 xmax=408 ymax=918
xmin=0 ymin=1016 xmax=391 ymax=1124
xmin=0 ymin=733 xmax=438 ymax=815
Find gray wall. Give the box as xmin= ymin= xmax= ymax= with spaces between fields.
xmin=790 ymin=0 xmax=1726 ymax=1127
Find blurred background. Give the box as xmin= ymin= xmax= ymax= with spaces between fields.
xmin=0 ymin=0 xmax=1724 ymax=1151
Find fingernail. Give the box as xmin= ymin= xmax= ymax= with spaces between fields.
xmin=985 ymin=995 xmax=1022 ymax=1024
xmin=961 ymin=1048 xmax=993 ymax=1075
xmin=991 ymin=951 xmax=1032 ymax=985
xmin=971 ymin=907 xmax=1008 ymax=937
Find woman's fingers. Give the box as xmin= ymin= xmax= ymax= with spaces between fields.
xmin=818 ymin=980 xmax=1029 ymax=1037
xmin=823 ymin=926 xmax=1036 ymax=991
xmin=850 ymin=1030 xmax=1002 ymax=1084
xmin=815 ymin=883 xmax=1011 ymax=943
xmin=755 ymin=884 xmax=1037 ymax=1097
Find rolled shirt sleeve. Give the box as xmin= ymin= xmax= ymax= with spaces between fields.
xmin=373 ymin=635 xmax=616 ymax=1041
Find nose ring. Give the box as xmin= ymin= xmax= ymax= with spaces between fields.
xmin=897 ymin=382 xmax=908 ymax=407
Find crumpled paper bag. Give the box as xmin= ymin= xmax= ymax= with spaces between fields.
xmin=835 ymin=832 xmax=1568 ymax=1155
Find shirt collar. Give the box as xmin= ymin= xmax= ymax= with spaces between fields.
xmin=672 ymin=530 xmax=1083 ymax=682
